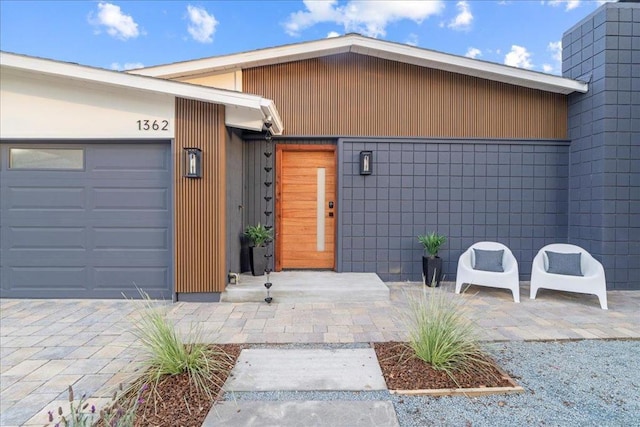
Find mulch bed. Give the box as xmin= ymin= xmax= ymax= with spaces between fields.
xmin=374 ymin=341 xmax=513 ymax=391
xmin=121 ymin=344 xmax=242 ymax=427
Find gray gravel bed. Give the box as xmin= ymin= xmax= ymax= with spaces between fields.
xmin=223 ymin=340 xmax=640 ymax=426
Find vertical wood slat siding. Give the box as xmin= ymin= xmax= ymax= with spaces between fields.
xmin=244 ymin=53 xmax=568 ymax=139
xmin=175 ymin=98 xmax=226 ymax=293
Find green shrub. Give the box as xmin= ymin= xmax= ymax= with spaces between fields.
xmin=244 ymin=223 xmax=273 ymax=247
xmin=403 ymin=286 xmax=487 ymax=376
xmin=417 ymin=232 xmax=446 ymax=257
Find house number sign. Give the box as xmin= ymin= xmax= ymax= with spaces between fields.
xmin=136 ymin=119 xmax=169 ymax=131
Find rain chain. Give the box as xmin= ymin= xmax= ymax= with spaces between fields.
xmin=263 ymin=130 xmax=274 ymax=303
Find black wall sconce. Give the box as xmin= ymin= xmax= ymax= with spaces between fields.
xmin=359 ymin=150 xmax=373 ymax=175
xmin=184 ymin=147 xmax=202 ymax=178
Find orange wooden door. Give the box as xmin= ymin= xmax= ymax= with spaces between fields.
xmin=276 ymin=146 xmax=336 ymax=270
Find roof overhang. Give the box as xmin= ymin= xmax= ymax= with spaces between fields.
xmin=131 ymin=34 xmax=588 ymax=95
xmin=0 ymin=51 xmax=283 ymax=135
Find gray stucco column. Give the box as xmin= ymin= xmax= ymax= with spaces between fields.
xmin=563 ymin=1 xmax=640 ymax=290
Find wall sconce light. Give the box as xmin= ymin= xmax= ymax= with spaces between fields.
xmin=359 ymin=151 xmax=373 ymax=175
xmin=184 ymin=148 xmax=202 ymax=178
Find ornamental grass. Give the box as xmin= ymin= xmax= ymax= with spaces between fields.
xmin=127 ymin=289 xmax=232 ymax=400
xmin=403 ymin=286 xmax=491 ymax=377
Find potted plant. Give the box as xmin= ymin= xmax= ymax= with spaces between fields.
xmin=418 ymin=232 xmax=446 ymax=287
xmin=244 ymin=223 xmax=273 ymax=276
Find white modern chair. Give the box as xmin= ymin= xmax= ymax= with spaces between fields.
xmin=455 ymin=241 xmax=520 ymax=303
xmin=530 ymin=243 xmax=608 ymax=310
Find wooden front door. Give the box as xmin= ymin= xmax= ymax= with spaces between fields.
xmin=276 ymin=145 xmax=336 ymax=270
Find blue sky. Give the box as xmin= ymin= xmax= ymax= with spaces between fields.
xmin=0 ymin=1 xmax=613 ymax=75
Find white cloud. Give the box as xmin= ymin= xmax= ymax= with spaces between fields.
xmin=448 ymin=1 xmax=473 ymax=30
xmin=546 ymin=1 xmax=581 ymax=11
xmin=548 ymin=40 xmax=562 ymax=62
xmin=405 ymin=33 xmax=419 ymax=46
xmin=186 ymin=5 xmax=217 ymax=43
xmin=465 ymin=47 xmax=481 ymax=59
xmin=504 ymin=45 xmax=533 ymax=69
xmin=284 ymin=0 xmax=444 ymax=38
xmin=89 ymin=2 xmax=140 ymax=40
xmin=111 ymin=62 xmax=144 ymax=71
xmin=327 ymin=31 xmax=341 ymax=38
xmin=542 ymin=40 xmax=563 ymax=74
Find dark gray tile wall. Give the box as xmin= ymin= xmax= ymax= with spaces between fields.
xmin=563 ymin=2 xmax=640 ymax=290
xmin=338 ymin=139 xmax=570 ymax=282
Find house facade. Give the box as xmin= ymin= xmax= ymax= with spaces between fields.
xmin=0 ymin=52 xmax=282 ymax=300
xmin=1 ymin=1 xmax=637 ymax=300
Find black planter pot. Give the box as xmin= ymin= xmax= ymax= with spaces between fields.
xmin=422 ymin=256 xmax=443 ymax=287
xmin=240 ymin=235 xmax=252 ymax=273
xmin=250 ymin=246 xmax=268 ymax=276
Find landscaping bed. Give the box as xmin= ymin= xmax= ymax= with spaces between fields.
xmin=374 ymin=341 xmax=523 ymax=396
xmin=109 ymin=341 xmax=521 ymax=426
xmin=124 ymin=344 xmax=242 ymax=427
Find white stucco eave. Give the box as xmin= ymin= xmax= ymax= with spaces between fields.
xmin=0 ymin=51 xmax=283 ymax=135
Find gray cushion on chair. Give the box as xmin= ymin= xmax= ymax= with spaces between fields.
xmin=545 ymin=251 xmax=583 ymax=276
xmin=472 ymin=248 xmax=504 ymax=272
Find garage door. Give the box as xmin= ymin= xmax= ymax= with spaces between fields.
xmin=0 ymin=142 xmax=172 ymax=299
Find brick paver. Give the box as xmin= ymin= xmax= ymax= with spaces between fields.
xmin=1 ymin=281 xmax=639 ymax=426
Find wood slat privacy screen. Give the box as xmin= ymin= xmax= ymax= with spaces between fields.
xmin=175 ymin=98 xmax=226 ymax=293
xmin=244 ymin=53 xmax=568 ymax=139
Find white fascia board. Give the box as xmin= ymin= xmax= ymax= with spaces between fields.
xmin=350 ymin=38 xmax=588 ymax=95
xmin=260 ymin=99 xmax=284 ymax=136
xmin=0 ymin=52 xmax=282 ymax=133
xmin=131 ymin=34 xmax=587 ymax=95
xmin=129 ymin=40 xmax=353 ymax=79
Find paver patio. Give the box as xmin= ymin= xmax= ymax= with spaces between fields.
xmin=1 ymin=281 xmax=639 ymax=426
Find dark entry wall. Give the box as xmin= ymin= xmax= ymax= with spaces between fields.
xmin=226 ymin=128 xmax=244 ymax=276
xmin=337 ymin=138 xmax=570 ymax=282
xmin=241 ymin=137 xmax=336 ymax=273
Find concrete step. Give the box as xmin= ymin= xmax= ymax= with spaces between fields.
xmin=221 ymin=271 xmax=390 ymax=303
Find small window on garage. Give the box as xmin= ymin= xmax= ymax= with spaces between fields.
xmin=9 ymin=148 xmax=84 ymax=170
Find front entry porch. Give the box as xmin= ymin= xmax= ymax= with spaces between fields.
xmin=221 ymin=271 xmax=390 ymax=303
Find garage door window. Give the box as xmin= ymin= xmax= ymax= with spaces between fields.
xmin=9 ymin=148 xmax=84 ymax=170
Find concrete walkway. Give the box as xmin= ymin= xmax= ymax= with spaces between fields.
xmin=1 ymin=282 xmax=639 ymax=426
xmin=203 ymin=348 xmax=398 ymax=427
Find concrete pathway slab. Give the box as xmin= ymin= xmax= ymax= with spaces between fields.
xmin=224 ymin=348 xmax=387 ymax=391
xmin=203 ymin=401 xmax=399 ymax=427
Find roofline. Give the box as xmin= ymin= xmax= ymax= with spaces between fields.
xmin=131 ymin=34 xmax=588 ymax=95
xmin=0 ymin=51 xmax=283 ymax=135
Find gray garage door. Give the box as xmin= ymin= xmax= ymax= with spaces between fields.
xmin=0 ymin=142 xmax=172 ymax=299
